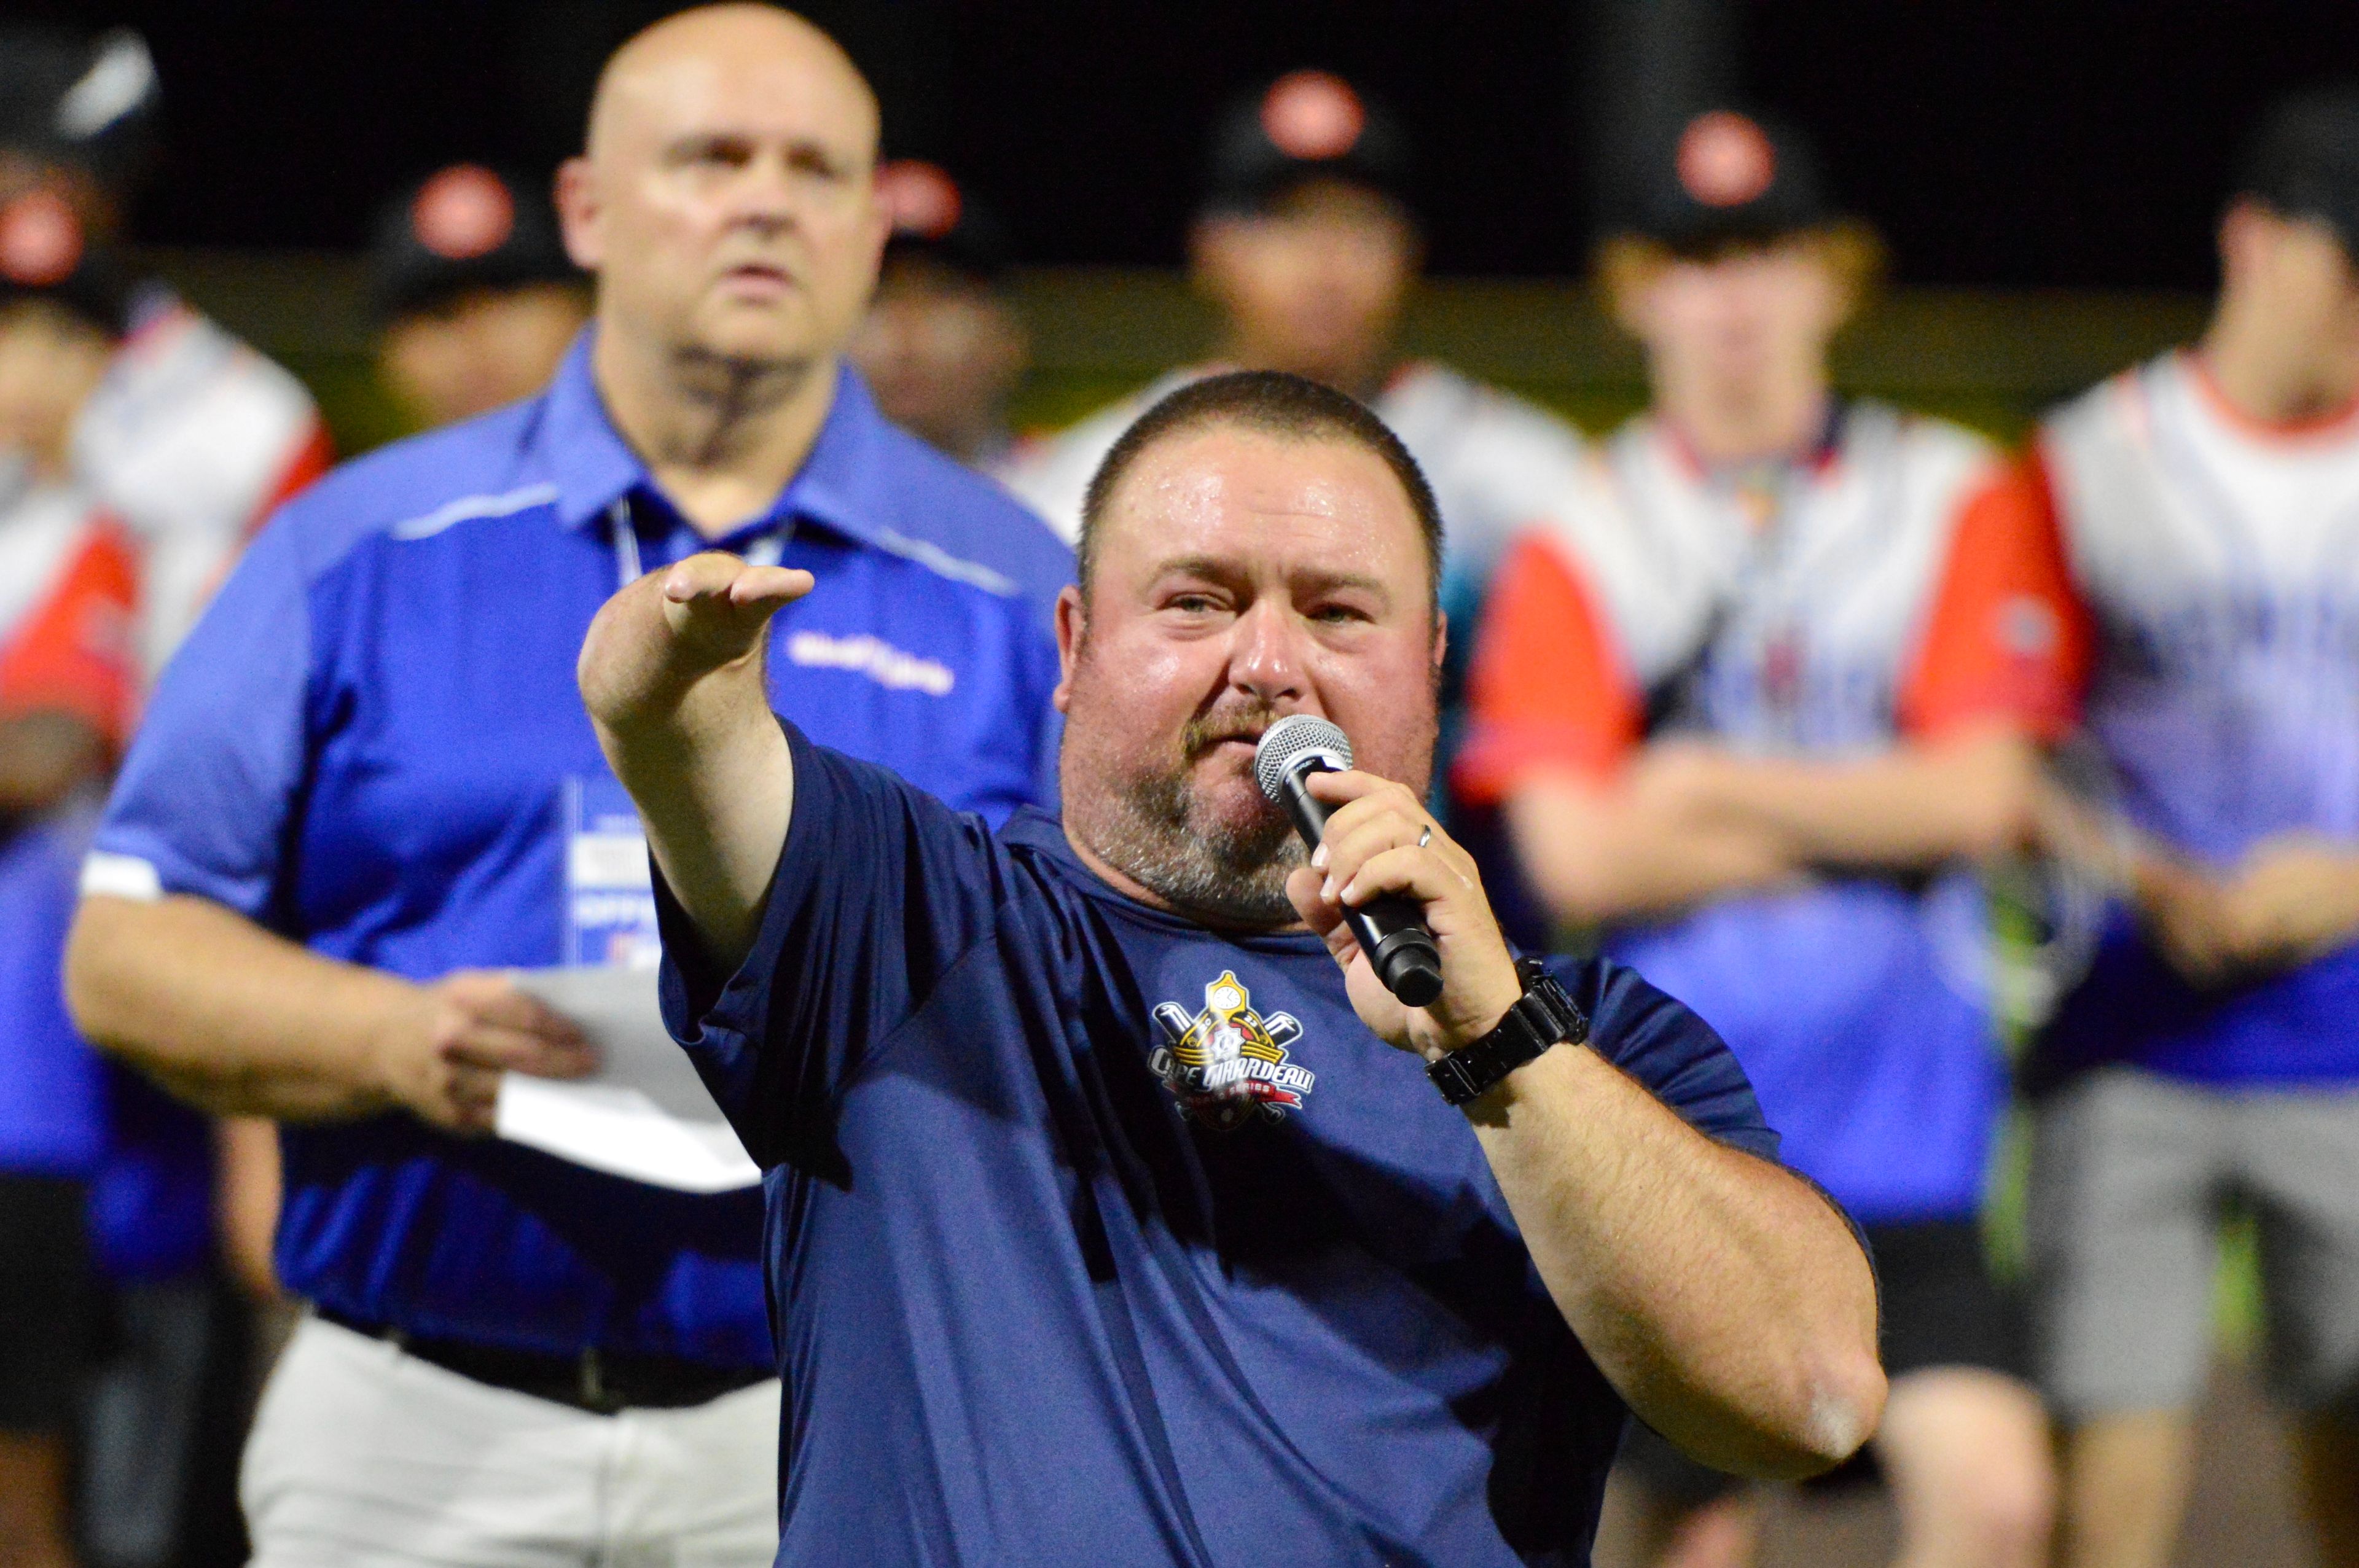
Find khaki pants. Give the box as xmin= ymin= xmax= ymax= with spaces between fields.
xmin=241 ymin=1316 xmax=780 ymax=1568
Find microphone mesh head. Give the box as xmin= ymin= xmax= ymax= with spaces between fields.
xmin=1254 ymin=714 xmax=1353 ymax=802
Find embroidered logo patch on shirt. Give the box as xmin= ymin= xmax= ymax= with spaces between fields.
xmin=783 ymin=630 xmax=956 ymax=696
xmin=1149 ymin=970 xmax=1316 ymax=1130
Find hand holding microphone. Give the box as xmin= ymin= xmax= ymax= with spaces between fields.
xmin=1257 ymin=716 xmax=1524 ymax=1059
xmin=1256 ymin=716 xmax=1444 ymax=1004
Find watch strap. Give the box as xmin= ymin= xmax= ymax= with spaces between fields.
xmin=1425 ymin=959 xmax=1589 ymax=1107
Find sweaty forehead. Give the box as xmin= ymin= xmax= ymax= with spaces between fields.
xmin=589 ymin=14 xmax=878 ymax=158
xmin=1098 ymin=424 xmax=1426 ymax=584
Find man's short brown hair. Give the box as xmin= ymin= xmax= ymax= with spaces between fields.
xmin=1076 ymin=370 xmax=1444 ymax=613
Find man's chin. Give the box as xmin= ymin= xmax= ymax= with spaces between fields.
xmin=1186 ymin=769 xmax=1286 ymax=842
xmin=685 ymin=306 xmax=820 ymax=368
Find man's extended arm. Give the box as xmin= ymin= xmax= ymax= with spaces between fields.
xmin=1291 ymin=771 xmax=1886 ymax=1478
xmin=576 ymin=551 xmax=812 ymax=970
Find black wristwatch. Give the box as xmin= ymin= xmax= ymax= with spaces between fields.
xmin=1425 ymin=959 xmax=1589 ymax=1107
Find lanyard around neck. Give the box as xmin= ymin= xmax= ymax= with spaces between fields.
xmin=605 ymin=497 xmax=789 ymax=595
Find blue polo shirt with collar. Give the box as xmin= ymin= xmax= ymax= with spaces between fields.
xmin=86 ymin=337 xmax=1071 ymax=1365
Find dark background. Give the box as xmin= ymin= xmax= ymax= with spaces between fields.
xmin=9 ymin=0 xmax=2359 ymax=286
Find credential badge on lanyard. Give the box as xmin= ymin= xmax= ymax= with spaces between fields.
xmin=563 ymin=773 xmax=660 ymax=969
xmin=569 ymin=504 xmax=792 ymax=968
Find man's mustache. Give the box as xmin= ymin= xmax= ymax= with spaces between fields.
xmin=1179 ymin=703 xmax=1288 ymax=759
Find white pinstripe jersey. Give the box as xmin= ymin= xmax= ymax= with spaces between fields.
xmin=72 ymin=294 xmax=329 ymax=679
xmin=1539 ymin=402 xmax=2016 ymax=754
xmin=2041 ymin=353 xmax=2359 ymax=860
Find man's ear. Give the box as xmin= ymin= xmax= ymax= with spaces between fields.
xmin=2218 ymin=195 xmax=2275 ymax=292
xmin=1189 ymin=215 xmax=1245 ymax=306
xmin=1431 ymin=606 xmax=1448 ymax=679
xmin=856 ymin=164 xmax=894 ymax=278
xmin=1052 ymin=583 xmax=1086 ymax=714
xmin=554 ymin=158 xmax=601 ymax=271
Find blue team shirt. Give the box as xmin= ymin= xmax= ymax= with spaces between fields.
xmin=661 ymin=720 xmax=1787 ymax=1567
xmin=0 ymin=813 xmax=104 ymax=1175
xmin=1608 ymin=886 xmax=1998 ymax=1224
xmin=89 ymin=337 xmax=1071 ymax=1363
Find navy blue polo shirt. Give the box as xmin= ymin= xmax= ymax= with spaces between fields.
xmin=87 ymin=337 xmax=1071 ymax=1365
xmin=662 ymin=722 xmax=1783 ymax=1566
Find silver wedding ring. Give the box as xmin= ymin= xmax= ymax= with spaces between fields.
xmin=1416 ymin=823 xmax=1433 ymax=849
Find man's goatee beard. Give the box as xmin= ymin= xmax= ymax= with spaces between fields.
xmin=1092 ymin=767 xmax=1305 ymax=927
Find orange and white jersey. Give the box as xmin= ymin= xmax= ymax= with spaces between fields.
xmin=2040 ymin=352 xmax=2359 ymax=858
xmin=0 ymin=463 xmax=139 ymax=751
xmin=72 ymin=294 xmax=331 ymax=680
xmin=1457 ymin=402 xmax=2086 ymax=797
xmin=1001 ymin=360 xmax=1587 ymax=617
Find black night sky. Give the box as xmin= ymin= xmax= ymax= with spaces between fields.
xmin=12 ymin=1 xmax=2359 ymax=287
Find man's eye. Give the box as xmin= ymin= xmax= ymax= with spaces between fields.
xmin=1168 ymin=595 xmax=1221 ymax=614
xmin=1312 ymin=604 xmax=1369 ymax=624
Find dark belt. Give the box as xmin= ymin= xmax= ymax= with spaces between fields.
xmin=316 ymin=1307 xmax=771 ymax=1415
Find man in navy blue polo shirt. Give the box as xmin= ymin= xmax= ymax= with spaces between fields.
xmin=582 ymin=369 xmax=1885 ymax=1567
xmin=63 ymin=7 xmax=1068 ymax=1564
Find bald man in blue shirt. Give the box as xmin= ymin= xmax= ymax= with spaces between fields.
xmin=65 ymin=7 xmax=1067 ymax=1564
xmin=582 ymin=369 xmax=1885 ymax=1567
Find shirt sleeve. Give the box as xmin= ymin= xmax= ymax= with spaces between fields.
xmin=1562 ymin=955 xmax=1780 ymax=1163
xmin=1895 ymin=452 xmax=2092 ymax=741
xmin=0 ymin=521 xmax=140 ymax=751
xmin=655 ymin=719 xmax=1015 ymax=1168
xmin=1451 ymin=531 xmax=1642 ymax=806
xmin=83 ymin=521 xmax=312 ymax=918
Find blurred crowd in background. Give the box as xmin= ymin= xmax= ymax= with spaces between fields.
xmin=0 ymin=6 xmax=2357 ymax=1568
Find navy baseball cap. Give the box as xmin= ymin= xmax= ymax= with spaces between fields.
xmin=2238 ymin=85 xmax=2359 ymax=257
xmin=370 ymin=164 xmax=580 ymax=323
xmin=1201 ymin=71 xmax=1415 ymax=219
xmin=1606 ymin=108 xmax=1835 ymax=252
xmin=0 ymin=25 xmax=160 ymax=195
xmin=877 ymin=160 xmax=1011 ymax=283
xmin=0 ymin=186 xmax=131 ymax=335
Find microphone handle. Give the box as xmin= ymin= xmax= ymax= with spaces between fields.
xmin=1278 ymin=767 xmax=1446 ymax=1008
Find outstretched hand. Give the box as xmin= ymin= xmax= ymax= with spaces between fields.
xmin=576 ymin=550 xmax=807 ymax=971
xmin=1282 ymin=769 xmax=1524 ymax=1063
xmin=579 ymin=550 xmax=814 ymax=736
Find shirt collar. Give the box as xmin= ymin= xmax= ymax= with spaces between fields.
xmin=536 ymin=329 xmax=902 ymax=550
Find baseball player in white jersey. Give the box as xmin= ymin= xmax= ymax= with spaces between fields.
xmin=0 ymin=24 xmax=331 ymax=681
xmin=0 ymin=27 xmax=327 ymax=1567
xmin=1003 ymin=70 xmax=1587 ymax=702
xmin=0 ymin=188 xmax=143 ymax=1568
xmin=72 ymin=295 xmax=329 ymax=676
xmin=2025 ymin=88 xmax=2359 ymax=1568
xmin=1461 ymin=111 xmax=2076 ymax=1568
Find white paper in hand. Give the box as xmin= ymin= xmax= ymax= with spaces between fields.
xmin=494 ymin=965 xmax=761 ymax=1193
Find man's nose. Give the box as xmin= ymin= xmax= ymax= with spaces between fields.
xmin=729 ymin=154 xmax=800 ymax=230
xmin=1229 ymin=600 xmax=1308 ymax=706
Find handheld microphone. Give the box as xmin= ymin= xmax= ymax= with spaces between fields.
xmin=1254 ymin=715 xmax=1446 ymax=1008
